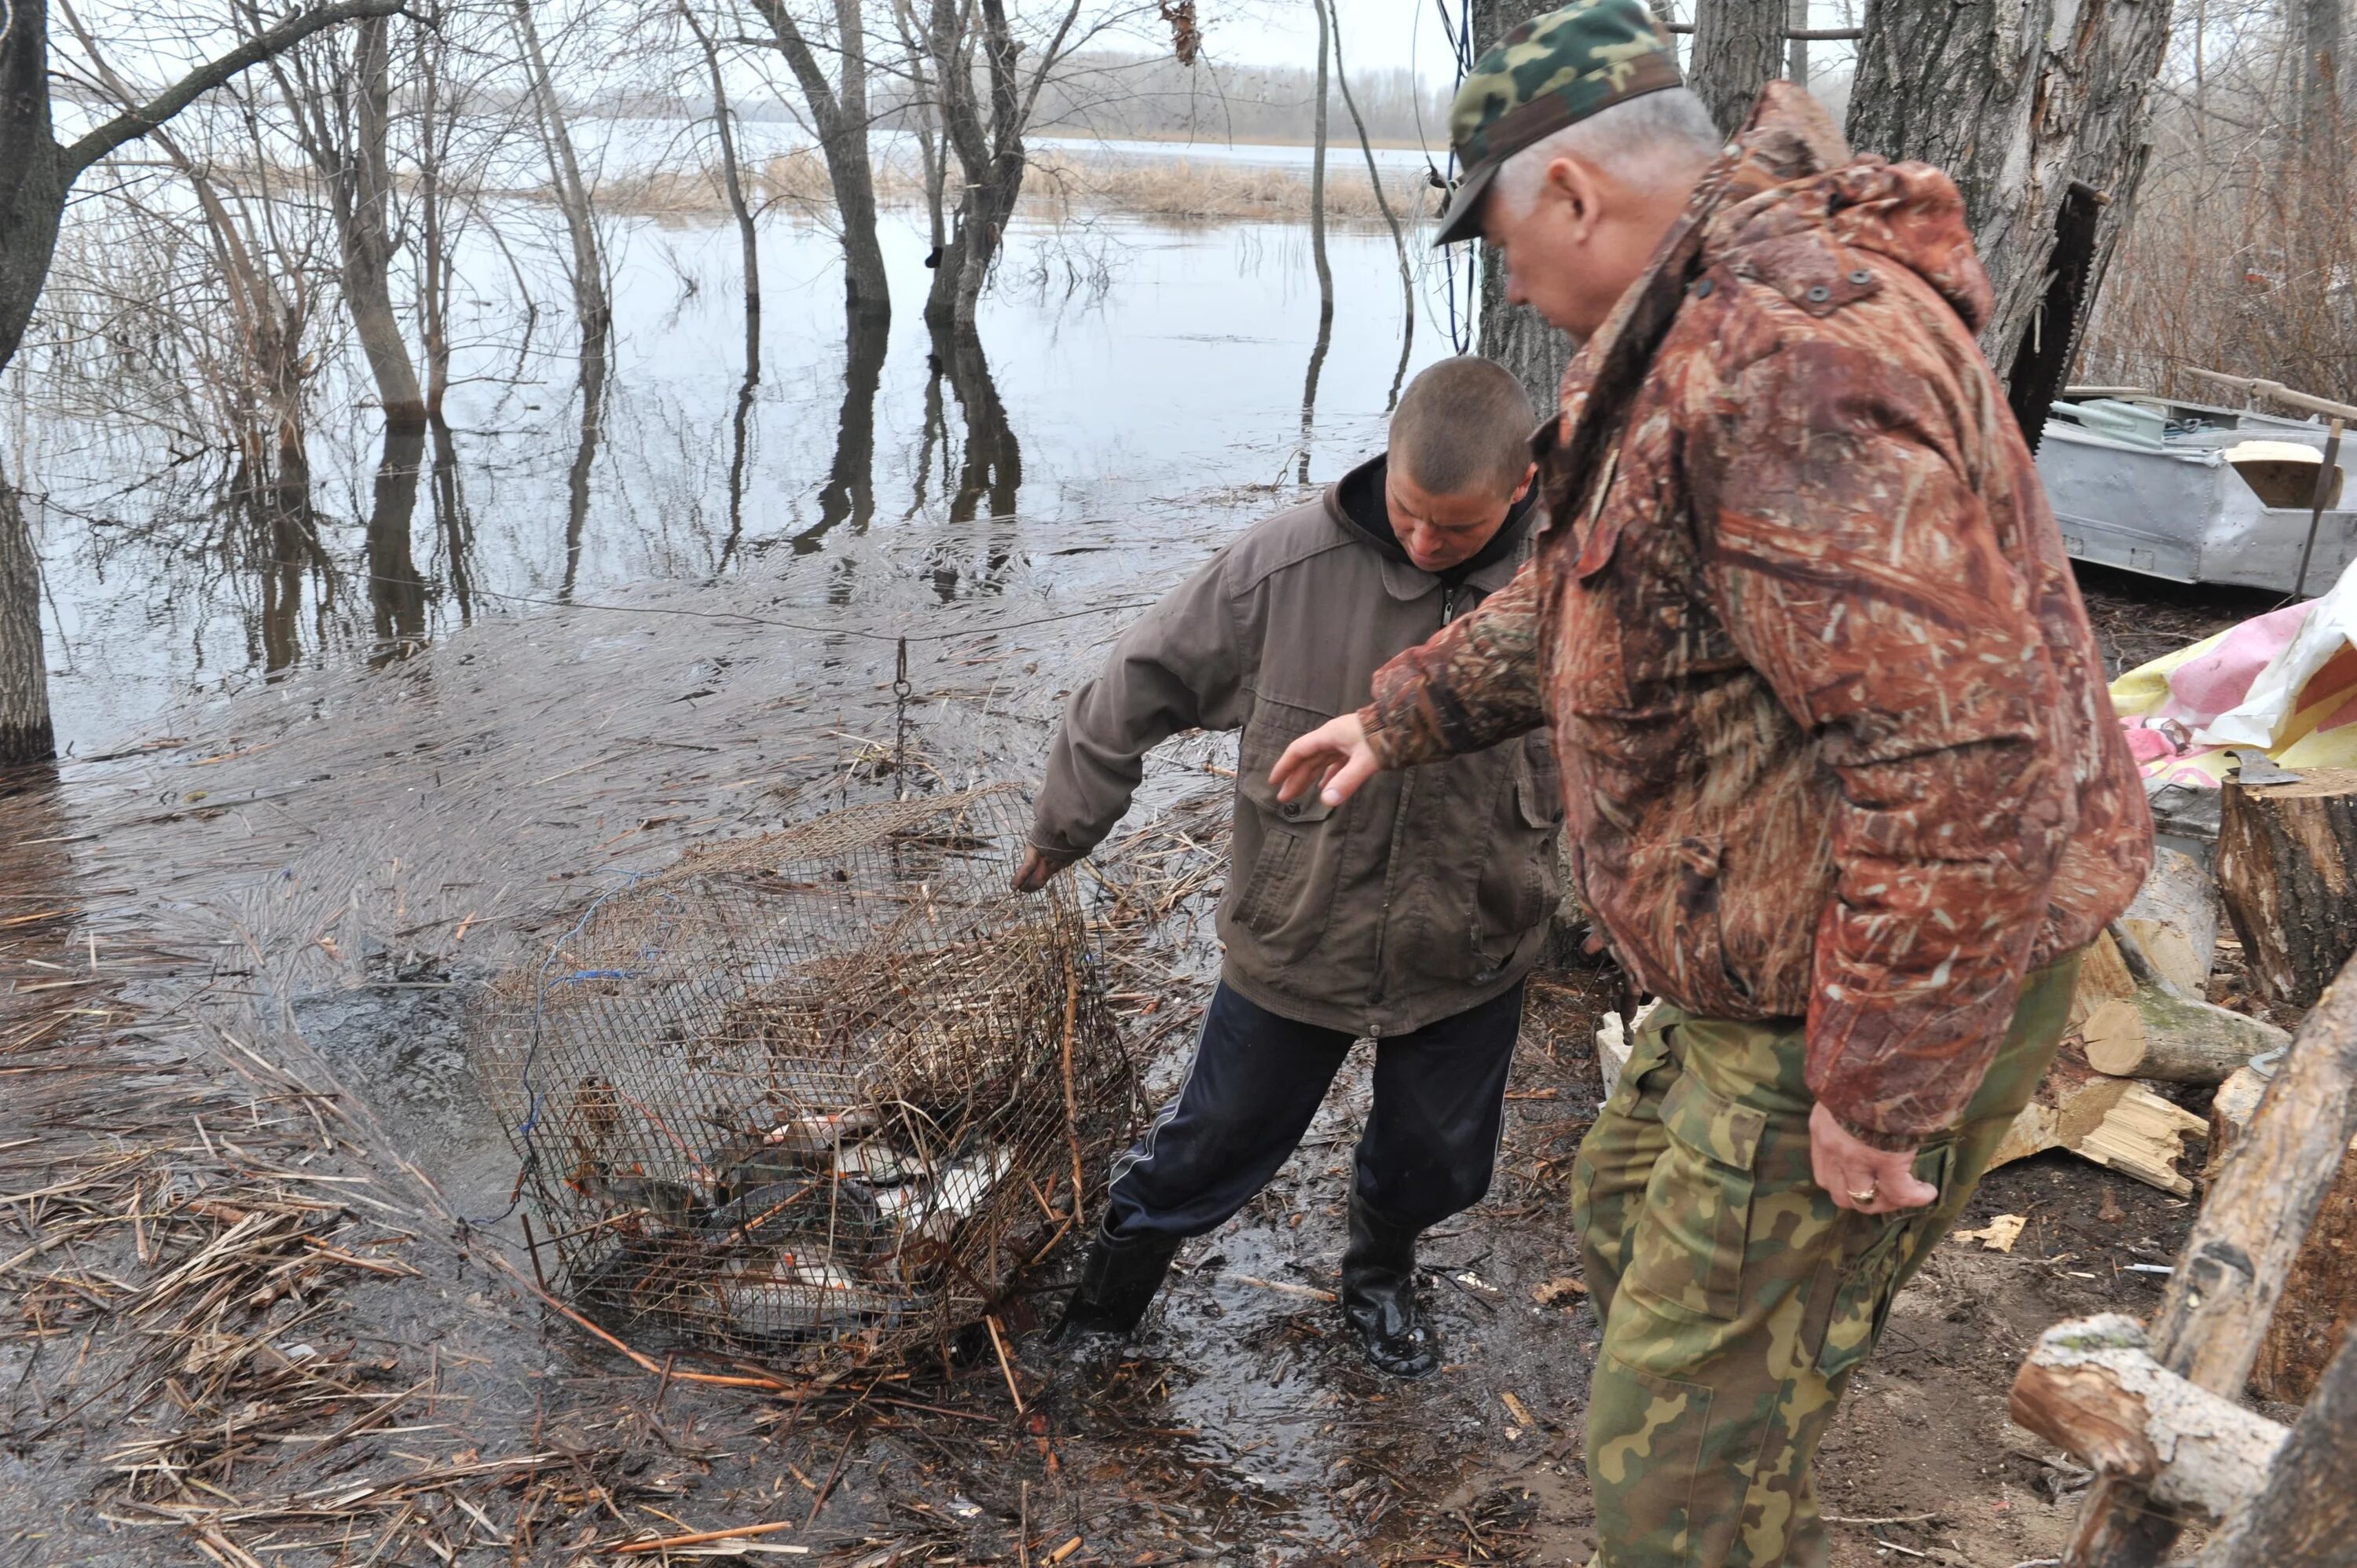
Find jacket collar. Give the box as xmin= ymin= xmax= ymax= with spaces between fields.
xmin=1321 ymin=452 xmax=1538 ymax=601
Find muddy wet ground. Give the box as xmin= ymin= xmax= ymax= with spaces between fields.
xmin=2 ymin=544 xmax=2246 ymax=1566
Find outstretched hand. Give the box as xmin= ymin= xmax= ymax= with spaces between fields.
xmin=1013 ymin=845 xmax=1079 ymax=893
xmin=1270 ymin=713 xmax=1382 ymax=808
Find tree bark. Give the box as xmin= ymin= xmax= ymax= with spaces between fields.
xmin=414 ymin=14 xmax=453 ymax=416
xmin=2198 ymin=1314 xmax=2357 ymax=1567
xmin=1 ymin=0 xmax=398 ymax=766
xmin=1471 ymin=0 xmax=1573 ymax=411
xmin=511 ymin=0 xmax=608 ymax=339
xmin=1691 ymin=0 xmax=1788 ymax=133
xmin=2081 ymin=991 xmax=2289 ymax=1083
xmin=2069 ymin=846 xmax=2222 ymax=1030
xmin=2209 ymin=1065 xmax=2357 ymax=1406
xmin=750 ymin=0 xmax=889 ymax=319
xmin=343 ymin=16 xmax=423 ymax=424
xmin=1329 ymin=0 xmax=1415 ymax=411
xmin=2064 ymin=949 xmax=2357 ymax=1566
xmin=1308 ymin=0 xmax=1333 ymax=339
xmin=1845 ymin=0 xmax=2172 ymax=387
xmin=0 ymin=460 xmax=52 ymax=770
xmin=2011 ymin=1315 xmax=2288 ymax=1520
xmin=682 ymin=5 xmax=759 ymax=332
xmin=2217 ymin=768 xmax=2357 ymax=1010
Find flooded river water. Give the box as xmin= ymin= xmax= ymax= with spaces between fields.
xmin=19 ymin=203 xmax=1450 ymax=755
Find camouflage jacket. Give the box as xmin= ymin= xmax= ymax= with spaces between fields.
xmin=1362 ymin=90 xmax=2152 ymax=1146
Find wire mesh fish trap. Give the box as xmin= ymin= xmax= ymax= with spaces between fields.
xmin=471 ymin=786 xmax=1131 ymax=1365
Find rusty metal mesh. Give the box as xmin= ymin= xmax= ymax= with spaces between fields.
xmin=470 ymin=786 xmax=1131 ymax=1364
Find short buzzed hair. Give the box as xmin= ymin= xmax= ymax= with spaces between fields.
xmin=1388 ymin=356 xmax=1538 ymax=499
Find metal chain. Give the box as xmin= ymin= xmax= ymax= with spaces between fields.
xmin=893 ymin=636 xmax=914 ymax=800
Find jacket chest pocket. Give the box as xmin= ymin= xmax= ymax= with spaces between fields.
xmin=1628 ymin=1070 xmax=1767 ymax=1321
xmin=1231 ymin=700 xmax=1347 ymax=958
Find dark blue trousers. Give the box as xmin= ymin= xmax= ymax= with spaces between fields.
xmin=1102 ymin=980 xmax=1525 ymax=1244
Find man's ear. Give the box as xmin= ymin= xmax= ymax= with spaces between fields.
xmin=1510 ymin=462 xmax=1538 ymax=504
xmin=1546 ymin=154 xmax=1605 ymax=243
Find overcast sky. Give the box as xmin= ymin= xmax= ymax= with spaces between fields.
xmin=1197 ymin=0 xmax=1464 ymax=83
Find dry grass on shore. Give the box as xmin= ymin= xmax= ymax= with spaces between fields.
xmin=598 ymin=145 xmax=1423 ymax=225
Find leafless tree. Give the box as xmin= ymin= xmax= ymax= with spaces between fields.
xmin=0 ymin=0 xmax=402 ymax=768
xmin=511 ymin=0 xmax=609 ymax=346
xmin=746 ymin=0 xmax=893 ymax=317
xmin=255 ymin=5 xmax=427 ymax=425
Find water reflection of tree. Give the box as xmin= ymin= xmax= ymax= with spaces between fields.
xmin=229 ymin=449 xmax=332 ymax=679
xmin=365 ymin=424 xmax=427 ymax=665
xmin=929 ymin=324 xmax=1022 ymax=599
xmin=430 ymin=421 xmax=475 ymax=628
xmin=558 ymin=324 xmax=610 ymax=603
xmin=796 ymin=310 xmax=889 ymax=554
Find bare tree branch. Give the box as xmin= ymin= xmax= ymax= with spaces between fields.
xmin=60 ymin=0 xmax=409 ymax=179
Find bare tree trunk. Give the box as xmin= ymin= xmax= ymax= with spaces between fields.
xmin=0 ymin=462 xmax=51 ymax=770
xmin=1787 ymin=0 xmax=1808 ymax=85
xmin=2199 ymin=1319 xmax=2357 ymax=1567
xmin=1308 ymin=0 xmax=1332 ymax=334
xmin=0 ymin=0 xmax=400 ymax=765
xmin=890 ymin=0 xmax=949 ymax=266
xmin=1691 ymin=0 xmax=1787 ymax=132
xmin=1329 ymin=0 xmax=1415 ymax=410
xmin=1846 ymin=0 xmax=2172 ymax=387
xmin=511 ymin=0 xmax=608 ymax=339
xmin=329 ymin=15 xmax=424 ymax=424
xmin=926 ymin=0 xmax=1084 ymax=329
xmin=2297 ymin=0 xmax=2344 ymax=155
xmin=682 ymin=4 xmax=759 ymax=330
xmin=414 ymin=11 xmax=453 ymax=416
xmin=1471 ymin=0 xmax=1572 ymax=410
xmin=749 ymin=0 xmax=890 ymax=318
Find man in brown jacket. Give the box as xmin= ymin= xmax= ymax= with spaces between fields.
xmin=1020 ymin=356 xmax=1565 ymax=1376
xmin=1274 ymin=4 xmax=2152 ymax=1559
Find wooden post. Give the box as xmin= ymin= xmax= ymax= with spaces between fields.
xmin=2198 ymin=1320 xmax=2357 ymax=1566
xmin=2216 ymin=767 xmax=2357 ymax=1010
xmin=2011 ymin=1316 xmax=2287 ymax=1519
xmin=2062 ymin=951 xmax=2357 ymax=1566
xmin=2209 ymin=1066 xmax=2357 ymax=1403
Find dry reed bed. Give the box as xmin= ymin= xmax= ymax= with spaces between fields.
xmin=600 ymin=146 xmax=1420 ymax=225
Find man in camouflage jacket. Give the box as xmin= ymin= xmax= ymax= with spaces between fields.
xmin=1274 ymin=4 xmax=2153 ymax=1562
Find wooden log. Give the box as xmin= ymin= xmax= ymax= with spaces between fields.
xmin=2064 ymin=949 xmax=2357 ymax=1566
xmin=2069 ymin=848 xmax=2222 ymax=1029
xmin=2081 ymin=991 xmax=2290 ymax=1084
xmin=2198 ymin=1307 xmax=2357 ymax=1568
xmin=2217 ymin=766 xmax=2357 ymax=1010
xmin=2010 ymin=1314 xmax=2287 ymax=1519
xmin=2209 ymin=1064 xmax=2357 ymax=1405
xmin=1989 ymin=1042 xmax=2209 ymax=1196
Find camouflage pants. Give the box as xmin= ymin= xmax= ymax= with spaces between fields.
xmin=1571 ymin=956 xmax=2080 ymax=1568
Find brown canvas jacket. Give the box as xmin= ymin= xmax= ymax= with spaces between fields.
xmin=1359 ymin=90 xmax=2152 ymax=1144
xmin=1032 ymin=459 xmax=1563 ymax=1036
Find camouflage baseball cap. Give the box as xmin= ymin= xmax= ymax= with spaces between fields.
xmin=1435 ymin=0 xmax=1684 ymax=245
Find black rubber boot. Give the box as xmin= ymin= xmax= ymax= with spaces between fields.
xmin=1340 ymin=1196 xmax=1439 ymax=1378
xmin=1049 ymin=1225 xmax=1181 ymax=1345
